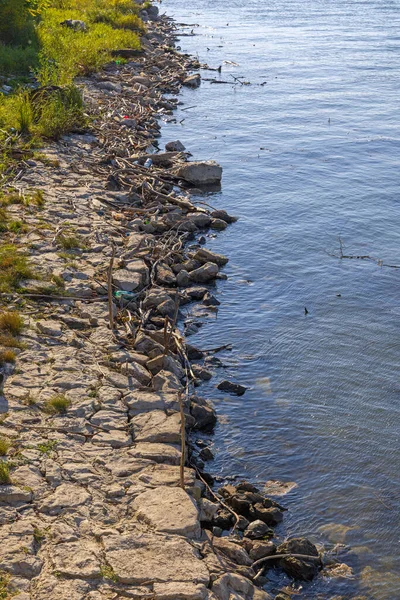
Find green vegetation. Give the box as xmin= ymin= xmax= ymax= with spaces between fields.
xmin=100 ymin=564 xmax=118 ymax=582
xmin=44 ymin=394 xmax=70 ymax=414
xmin=0 ymin=246 xmax=34 ymax=292
xmin=37 ymin=439 xmax=57 ymax=454
xmin=57 ymin=234 xmax=82 ymax=250
xmin=0 ymin=349 xmax=16 ymax=365
xmin=0 ymin=0 xmax=143 ymax=172
xmin=0 ymin=462 xmax=11 ymax=484
xmin=0 ymin=569 xmax=16 ymax=600
xmin=0 ymin=312 xmax=24 ymax=336
xmin=33 ymin=526 xmax=46 ymax=544
xmin=0 ymin=438 xmax=10 ymax=456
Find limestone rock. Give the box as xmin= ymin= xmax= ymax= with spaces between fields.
xmin=91 ymin=430 xmax=131 ymax=448
xmin=212 ymin=573 xmax=272 ymax=600
xmin=244 ymin=520 xmax=273 ymax=540
xmin=37 ymin=320 xmax=62 ymax=337
xmin=38 ymin=483 xmax=91 ymax=515
xmin=174 ymin=161 xmax=222 ymax=185
xmin=212 ymin=537 xmax=252 ymax=566
xmin=133 ymin=486 xmax=201 ymax=538
xmin=153 ymin=582 xmax=208 ymax=600
xmin=0 ymin=485 xmax=32 ymax=505
xmin=51 ymin=541 xmax=101 ymax=577
xmin=131 ymin=410 xmax=181 ymax=444
xmin=103 ymin=533 xmax=209 ymax=584
xmin=113 ymin=268 xmax=142 ymax=292
xmin=129 ymin=442 xmax=181 ymax=465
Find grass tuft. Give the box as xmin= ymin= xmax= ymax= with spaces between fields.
xmin=0 ymin=312 xmax=24 ymax=336
xmin=37 ymin=440 xmax=57 ymax=454
xmin=0 ymin=462 xmax=11 ymax=484
xmin=43 ymin=394 xmax=70 ymax=414
xmin=0 ymin=349 xmax=17 ymax=365
xmin=0 ymin=245 xmax=34 ymax=292
xmin=0 ymin=439 xmax=10 ymax=456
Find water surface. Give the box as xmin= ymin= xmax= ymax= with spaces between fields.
xmin=160 ymin=1 xmax=400 ymax=596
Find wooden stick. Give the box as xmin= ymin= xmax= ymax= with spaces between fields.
xmin=179 ymin=390 xmax=186 ymax=490
xmin=108 ymin=244 xmax=116 ymax=331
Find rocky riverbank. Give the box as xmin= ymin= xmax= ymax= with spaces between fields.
xmin=0 ymin=4 xmax=353 ymax=600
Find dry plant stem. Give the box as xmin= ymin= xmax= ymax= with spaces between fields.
xmin=108 ymin=244 xmax=116 ymax=331
xmin=252 ymin=553 xmax=322 ymax=571
xmin=179 ymin=390 xmax=186 ymax=490
xmin=193 ymin=465 xmax=240 ymax=530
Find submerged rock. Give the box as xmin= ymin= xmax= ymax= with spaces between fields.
xmin=217 ymin=380 xmax=247 ymax=396
xmin=183 ymin=74 xmax=201 ymax=88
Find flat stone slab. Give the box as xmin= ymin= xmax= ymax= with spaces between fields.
xmin=103 ymin=533 xmax=209 ymax=585
xmin=129 ymin=443 xmax=181 ymax=465
xmin=51 ymin=541 xmax=101 ymax=577
xmin=38 ymin=483 xmax=91 ymax=515
xmin=153 ymin=582 xmax=208 ymax=600
xmin=133 ymin=486 xmax=201 ymax=538
xmin=131 ymin=410 xmax=181 ymax=444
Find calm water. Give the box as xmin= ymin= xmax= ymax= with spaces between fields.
xmin=160 ymin=1 xmax=400 ymax=597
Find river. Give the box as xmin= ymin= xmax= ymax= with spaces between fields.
xmin=159 ymin=0 xmax=400 ymax=597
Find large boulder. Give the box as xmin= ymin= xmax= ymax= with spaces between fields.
xmin=173 ymin=161 xmax=222 ymax=185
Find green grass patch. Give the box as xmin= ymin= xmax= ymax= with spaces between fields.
xmin=0 ymin=311 xmax=24 ymax=336
xmin=37 ymin=439 xmax=57 ymax=454
xmin=0 ymin=349 xmax=16 ymax=365
xmin=0 ymin=438 xmax=10 ymax=456
xmin=0 ymin=245 xmax=34 ymax=292
xmin=43 ymin=394 xmax=70 ymax=414
xmin=0 ymin=462 xmax=11 ymax=484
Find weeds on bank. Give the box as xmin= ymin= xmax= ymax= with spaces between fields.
xmin=0 ymin=462 xmax=11 ymax=484
xmin=100 ymin=564 xmax=118 ymax=582
xmin=0 ymin=312 xmax=24 ymax=336
xmin=37 ymin=439 xmax=57 ymax=454
xmin=0 ymin=569 xmax=16 ymax=600
xmin=0 ymin=349 xmax=16 ymax=366
xmin=43 ymin=394 xmax=70 ymax=414
xmin=0 ymin=0 xmax=142 ymax=173
xmin=0 ymin=438 xmax=10 ymax=456
xmin=0 ymin=245 xmax=34 ymax=293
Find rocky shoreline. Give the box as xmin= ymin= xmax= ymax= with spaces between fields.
xmin=0 ymin=5 xmax=352 ymax=600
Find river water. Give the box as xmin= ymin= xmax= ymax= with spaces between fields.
xmin=159 ymin=0 xmax=400 ymax=597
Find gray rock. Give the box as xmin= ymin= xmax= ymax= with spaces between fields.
xmin=212 ymin=537 xmax=252 ymax=566
xmin=37 ymin=320 xmax=62 ymax=337
xmin=248 ymin=540 xmax=276 ymax=561
xmin=60 ymin=19 xmax=87 ymax=31
xmin=203 ymin=292 xmax=220 ymax=307
xmin=212 ymin=573 xmax=272 ymax=600
xmin=0 ymin=485 xmax=32 ymax=505
xmin=191 ymin=401 xmax=217 ymax=431
xmin=210 ymin=209 xmax=238 ymax=224
xmin=103 ymin=533 xmax=209 ymax=584
xmin=165 ymin=140 xmax=186 ymax=152
xmin=153 ymin=582 xmax=208 ymax=600
xmin=251 ymin=503 xmax=283 ymax=526
xmin=176 ymin=269 xmax=190 ymax=287
xmin=113 ymin=268 xmax=142 ymax=292
xmin=186 ymin=213 xmax=212 ymax=229
xmin=174 ymin=161 xmax=222 ymax=185
xmin=210 ymin=218 xmax=227 ymax=230
xmin=217 ymin=380 xmax=247 ymax=396
xmin=193 ymin=248 xmax=229 ymax=266
xmin=38 ymin=483 xmax=91 ymax=515
xmin=189 ymin=262 xmax=219 ymax=283
xmin=133 ymin=486 xmax=201 ymax=538
xmin=243 ymin=519 xmax=273 ymax=540
xmin=183 ymin=74 xmax=201 ymax=88
xmin=131 ymin=410 xmax=181 ymax=444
